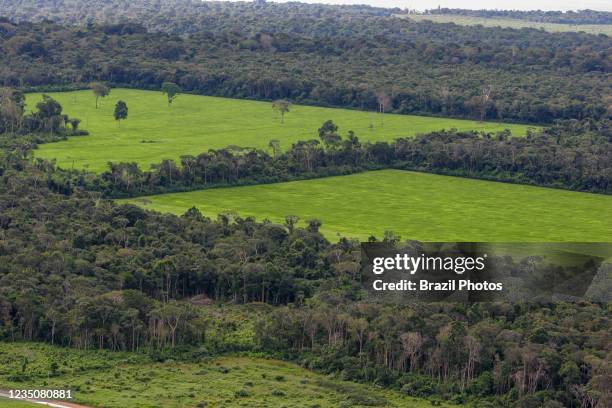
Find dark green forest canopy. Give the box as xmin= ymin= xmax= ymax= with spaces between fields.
xmin=0 ymin=3 xmax=611 ymax=407
xmin=0 ymin=141 xmax=610 ymax=407
xmin=0 ymin=1 xmax=610 ymax=123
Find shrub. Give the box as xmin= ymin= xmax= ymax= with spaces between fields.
xmin=400 ymin=375 xmax=438 ymax=398
xmin=234 ymin=389 xmax=250 ymax=398
xmin=469 ymin=372 xmax=494 ymax=396
xmin=347 ymin=392 xmax=387 ymax=406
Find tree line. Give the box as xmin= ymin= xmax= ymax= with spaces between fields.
xmin=257 ymin=297 xmax=610 ymax=407
xmin=2 ymin=91 xmax=609 ymax=196
xmin=0 ymin=4 xmax=611 ymax=124
xmin=0 ymin=140 xmax=609 ymax=407
xmin=424 ymin=8 xmax=612 ymax=25
xmin=54 ymin=119 xmax=610 ymax=197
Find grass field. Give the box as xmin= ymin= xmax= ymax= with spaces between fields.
xmin=0 ymin=398 xmax=37 ymax=407
xmin=0 ymin=342 xmax=447 ymax=408
xmin=28 ymin=89 xmax=535 ymax=172
xmin=403 ymin=14 xmax=612 ymax=35
xmin=121 ymin=170 xmax=612 ymax=242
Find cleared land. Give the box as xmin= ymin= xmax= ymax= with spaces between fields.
xmin=0 ymin=398 xmax=39 ymax=407
xmin=28 ymin=89 xmax=535 ymax=172
xmin=404 ymin=14 xmax=612 ymax=35
xmin=121 ymin=170 xmax=612 ymax=242
xmin=0 ymin=342 xmax=445 ymax=408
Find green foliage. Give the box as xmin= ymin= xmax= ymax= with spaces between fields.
xmin=233 ymin=388 xmax=250 ymax=397
xmin=422 ymin=8 xmax=611 ymax=25
xmin=161 ymin=82 xmax=181 ymax=106
xmin=122 ymin=169 xmax=612 ymax=241
xmin=469 ymin=372 xmax=494 ymax=397
xmin=0 ymin=4 xmax=610 ymax=408
xmin=89 ymin=82 xmax=110 ymax=109
xmin=272 ymin=99 xmax=291 ymax=123
xmin=2 ymin=5 xmax=608 ymax=127
xmin=113 ymin=100 xmax=128 ymax=125
xmin=28 ymin=89 xmax=533 ymax=172
xmin=405 ymin=14 xmax=612 ymax=35
xmin=401 ymin=375 xmax=438 ymax=398
xmin=0 ymin=342 xmax=432 ymax=408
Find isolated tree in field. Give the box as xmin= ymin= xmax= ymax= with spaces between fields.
xmin=376 ymin=91 xmax=391 ymax=127
xmin=268 ymin=139 xmax=281 ymax=158
xmin=90 ymin=82 xmax=110 ymax=109
xmin=272 ymin=99 xmax=291 ymax=124
xmin=114 ymin=100 xmax=128 ymax=127
xmin=161 ymin=82 xmax=181 ymax=106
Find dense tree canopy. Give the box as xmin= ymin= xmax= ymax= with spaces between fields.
xmin=0 ymin=122 xmax=610 ymax=407
xmin=0 ymin=1 xmax=610 ymax=124
xmin=0 ymin=2 xmax=610 ymax=407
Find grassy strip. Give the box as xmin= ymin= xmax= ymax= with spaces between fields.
xmin=27 ymin=89 xmax=535 ymax=172
xmin=121 ymin=169 xmax=612 ymax=242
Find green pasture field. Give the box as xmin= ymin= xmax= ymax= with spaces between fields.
xmin=121 ymin=170 xmax=612 ymax=242
xmin=0 ymin=342 xmax=448 ymax=408
xmin=28 ymin=89 xmax=535 ymax=172
xmin=0 ymin=398 xmax=37 ymax=407
xmin=403 ymin=14 xmax=612 ymax=35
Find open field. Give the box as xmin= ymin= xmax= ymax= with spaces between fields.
xmin=0 ymin=342 xmax=446 ymax=408
xmin=403 ymin=14 xmax=612 ymax=35
xmin=28 ymin=89 xmax=535 ymax=172
xmin=0 ymin=398 xmax=38 ymax=407
xmin=121 ymin=170 xmax=612 ymax=242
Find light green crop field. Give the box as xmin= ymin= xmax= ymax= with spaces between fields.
xmin=121 ymin=170 xmax=612 ymax=242
xmin=403 ymin=14 xmax=612 ymax=35
xmin=0 ymin=398 xmax=37 ymax=407
xmin=0 ymin=342 xmax=447 ymax=408
xmin=28 ymin=89 xmax=535 ymax=172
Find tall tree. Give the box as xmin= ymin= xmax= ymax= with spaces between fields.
xmin=0 ymin=88 xmax=24 ymax=134
xmin=114 ymin=100 xmax=128 ymax=127
xmin=376 ymin=91 xmax=391 ymax=127
xmin=90 ymin=82 xmax=110 ymax=109
xmin=161 ymin=82 xmax=181 ymax=106
xmin=272 ymin=100 xmax=291 ymax=124
xmin=318 ymin=120 xmax=341 ymax=149
xmin=479 ymin=86 xmax=492 ymax=122
xmin=268 ymin=139 xmax=281 ymax=158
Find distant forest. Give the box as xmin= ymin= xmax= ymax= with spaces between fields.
xmin=424 ymin=8 xmax=612 ymax=25
xmin=0 ymin=0 xmax=611 ymax=124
